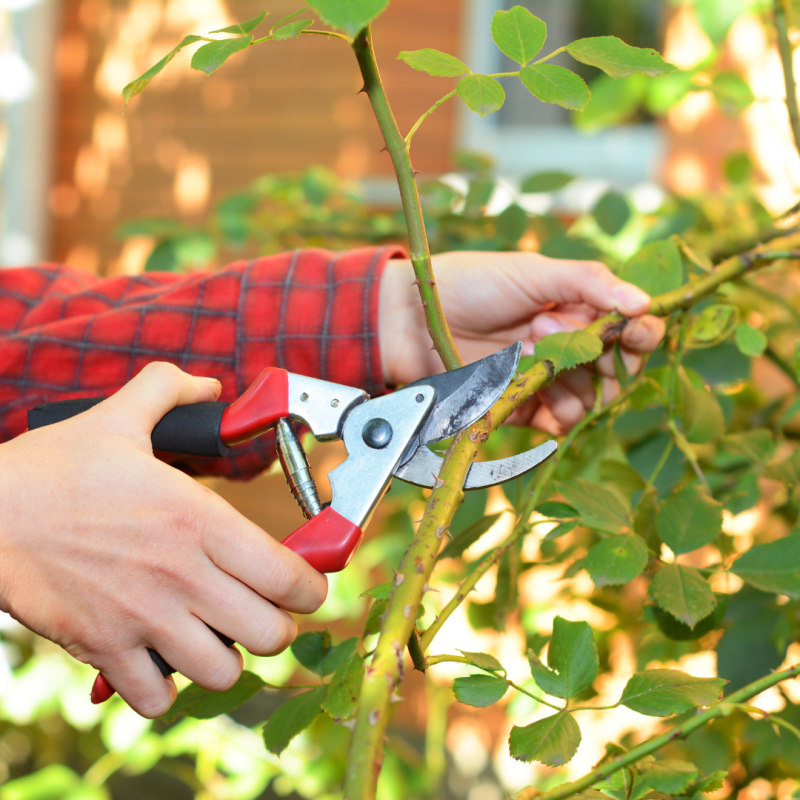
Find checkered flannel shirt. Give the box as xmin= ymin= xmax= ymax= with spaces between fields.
xmin=0 ymin=246 xmax=402 ymax=478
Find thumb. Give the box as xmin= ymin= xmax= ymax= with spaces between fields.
xmin=102 ymin=362 xmax=221 ymax=435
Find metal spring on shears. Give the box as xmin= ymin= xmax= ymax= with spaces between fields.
xmin=275 ymin=418 xmax=322 ymax=520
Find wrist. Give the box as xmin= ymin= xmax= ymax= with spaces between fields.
xmin=378 ymin=258 xmax=435 ymax=386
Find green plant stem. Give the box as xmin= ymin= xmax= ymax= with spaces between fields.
xmin=775 ymin=0 xmax=800 ymax=158
xmin=346 ymin=236 xmax=800 ymax=800
xmin=421 ymin=375 xmax=643 ymax=651
xmin=405 ymin=90 xmax=457 ymax=146
xmin=648 ymin=439 xmax=674 ymax=486
xmin=731 ymin=703 xmax=800 ymax=744
xmin=351 ymin=27 xmax=463 ymax=370
xmin=535 ymin=664 xmax=800 ymax=800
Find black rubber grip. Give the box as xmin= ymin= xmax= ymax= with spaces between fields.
xmin=28 ymin=398 xmax=231 ymax=458
xmin=148 ymin=629 xmax=235 ymax=678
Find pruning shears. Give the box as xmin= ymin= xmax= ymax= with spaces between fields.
xmin=27 ymin=342 xmax=556 ymax=704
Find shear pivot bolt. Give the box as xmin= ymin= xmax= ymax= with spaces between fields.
xmin=362 ymin=418 xmax=393 ymax=449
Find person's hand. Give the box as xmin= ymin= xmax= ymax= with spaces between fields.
xmin=0 ymin=363 xmax=327 ymax=718
xmin=379 ymin=251 xmax=665 ymax=435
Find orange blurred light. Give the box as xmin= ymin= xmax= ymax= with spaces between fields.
xmin=668 ymin=152 xmax=708 ymax=195
xmin=93 ymin=112 xmax=129 ymax=162
xmin=74 ymin=144 xmax=109 ymax=197
xmin=55 ymin=33 xmax=89 ymax=81
xmin=48 ymin=184 xmax=80 ymax=218
xmin=64 ymin=243 xmax=100 ymax=273
xmin=663 ymin=4 xmax=712 ymax=69
xmin=335 ymin=135 xmax=370 ymax=179
xmin=174 ymin=153 xmax=211 ymax=214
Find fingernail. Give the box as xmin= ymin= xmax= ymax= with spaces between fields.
xmin=537 ymin=316 xmax=563 ymax=337
xmin=625 ymin=319 xmax=647 ymax=346
xmin=613 ymin=284 xmax=650 ymax=314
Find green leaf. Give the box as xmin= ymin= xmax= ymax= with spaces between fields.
xmin=458 ymin=650 xmax=505 ymax=673
xmin=291 ymin=631 xmax=331 ymax=674
xmin=491 ymin=6 xmax=546 ymax=65
xmin=360 ymin=582 xmax=392 ymax=601
xmin=457 ymin=74 xmax=506 ymax=116
xmin=637 ymin=758 xmax=700 ymax=794
xmin=652 ymin=593 xmax=729 ymax=641
xmin=291 ymin=632 xmax=358 ymax=676
xmin=191 ymin=35 xmax=253 ymax=75
xmin=536 ymin=331 xmax=603 ymax=376
xmin=688 ymin=305 xmax=740 ymax=349
xmin=210 ymin=12 xmax=267 ymax=35
xmin=617 ymin=240 xmax=683 ymax=298
xmin=166 ymin=671 xmax=265 ymax=721
xmin=520 ymin=64 xmax=590 ymax=111
xmin=735 ymin=322 xmax=767 ymax=357
xmin=272 ymin=19 xmax=313 ymax=40
xmin=397 ymin=48 xmax=470 ymax=77
xmin=364 ymin=598 xmax=387 ymax=636
xmin=613 ymin=341 xmax=630 ymax=388
xmin=321 ymin=654 xmax=364 ymax=720
xmin=262 ymin=686 xmax=327 ymax=755
xmin=509 ymin=712 xmax=581 ymax=766
xmin=440 ymin=513 xmax=502 ymax=559
xmin=529 ymin=616 xmax=598 ymax=699
xmin=695 ymin=770 xmax=728 ymax=793
xmin=556 ymin=478 xmax=630 ymax=534
xmin=566 ymin=36 xmax=676 ymax=79
xmin=536 ymin=501 xmax=578 ymax=519
xmin=453 ymin=674 xmax=509 ymax=707
xmin=765 ymin=450 xmax=800 ymax=484
xmin=651 ymin=564 xmax=717 ymax=628
xmin=711 ymin=71 xmax=755 ymax=114
xmin=584 ymin=534 xmax=648 ymax=588
xmin=495 ymin=203 xmax=528 ymax=244
xmin=544 ymin=519 xmax=580 ymax=542
xmin=619 ymin=669 xmax=726 ymax=716
xmin=724 ymin=429 xmax=774 ymax=464
xmin=657 ymin=485 xmax=723 ymax=555
xmin=593 ymin=191 xmax=631 ymax=237
xmin=321 ymin=638 xmax=358 ymax=676
xmin=731 ymin=535 xmax=800 ymax=598
xmin=680 ymin=377 xmax=725 ymax=444
xmin=306 ymin=0 xmax=388 ymax=36
xmin=123 ymin=35 xmax=204 ymax=105
xmin=521 ymin=171 xmax=574 ymax=193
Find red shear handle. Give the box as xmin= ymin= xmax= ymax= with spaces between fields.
xmin=281 ymin=507 xmax=364 ymax=574
xmin=220 ymin=367 xmax=289 ymax=446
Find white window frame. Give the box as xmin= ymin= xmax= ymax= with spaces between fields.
xmin=0 ymin=0 xmax=59 ymax=266
xmin=458 ymin=0 xmax=665 ymax=187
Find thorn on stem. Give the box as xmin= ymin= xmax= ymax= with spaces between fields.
xmin=368 ymin=709 xmax=380 ymax=726
xmin=379 ymin=145 xmax=389 ymax=153
xmin=411 ymin=169 xmax=421 ymax=178
xmin=390 ymin=692 xmax=404 ymax=704
xmin=411 ymin=278 xmax=420 ymax=287
xmin=394 ymin=571 xmax=405 ymax=586
xmin=435 ymin=525 xmax=450 ymax=540
xmin=358 ymin=85 xmax=368 ymax=94
xmin=432 ymin=473 xmax=444 ymax=489
xmin=422 ymin=583 xmax=439 ymax=594
xmin=403 ymin=604 xmax=413 ymax=618
xmin=426 ymin=278 xmax=435 ymax=288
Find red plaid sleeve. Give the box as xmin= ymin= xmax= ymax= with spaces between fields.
xmin=0 ymin=246 xmax=405 ymax=478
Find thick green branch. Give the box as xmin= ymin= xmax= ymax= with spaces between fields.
xmin=351 ymin=27 xmax=463 ymax=370
xmin=775 ymin=0 xmax=800 ymax=159
xmin=346 ymin=237 xmax=800 ymax=800
xmin=535 ymin=664 xmax=800 ymax=800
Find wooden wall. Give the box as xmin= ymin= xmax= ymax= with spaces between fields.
xmin=50 ymin=0 xmax=464 ymax=272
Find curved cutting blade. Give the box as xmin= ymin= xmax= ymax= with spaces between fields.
xmin=395 ymin=440 xmax=557 ymax=490
xmin=401 ymin=342 xmax=522 ymax=455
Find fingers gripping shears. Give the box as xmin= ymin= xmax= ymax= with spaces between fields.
xmin=27 ymin=342 xmax=556 ymax=703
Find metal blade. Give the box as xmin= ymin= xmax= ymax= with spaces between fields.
xmin=395 ymin=440 xmax=557 ymax=490
xmin=402 ymin=342 xmax=522 ymax=453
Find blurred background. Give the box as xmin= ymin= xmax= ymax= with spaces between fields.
xmin=1 ymin=1 xmax=800 ymax=800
